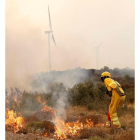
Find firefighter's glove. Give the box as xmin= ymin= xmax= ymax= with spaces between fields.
xmin=106 ymin=88 xmax=112 ymax=97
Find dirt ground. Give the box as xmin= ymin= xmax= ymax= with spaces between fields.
xmin=6 ymin=131 xmax=55 ymax=140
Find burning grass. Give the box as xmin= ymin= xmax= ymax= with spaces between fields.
xmin=53 ymin=116 xmax=110 ymax=139
xmin=5 ymin=109 xmax=25 ymax=133
xmin=5 ymin=105 xmax=135 ymax=140
xmin=5 ymin=105 xmax=112 ymax=139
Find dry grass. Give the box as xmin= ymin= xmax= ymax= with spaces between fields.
xmin=114 ymin=129 xmax=134 ymax=140
xmin=78 ymin=127 xmax=114 ymax=140
xmin=65 ymin=106 xmax=98 ymax=116
xmin=65 ymin=106 xmax=135 ymax=140
xmin=78 ymin=128 xmax=94 ymax=139
xmin=65 ymin=106 xmax=108 ymax=128
xmin=119 ymin=114 xmax=135 ymax=129
xmin=127 ymin=103 xmax=135 ymax=109
xmin=65 ymin=106 xmax=107 ymax=120
xmin=78 ymin=126 xmax=134 ymax=140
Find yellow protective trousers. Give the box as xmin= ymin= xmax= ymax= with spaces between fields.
xmin=109 ymin=91 xmax=125 ymax=128
xmin=104 ymin=78 xmax=125 ymax=128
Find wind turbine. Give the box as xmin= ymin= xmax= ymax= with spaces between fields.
xmin=44 ymin=5 xmax=56 ymax=72
xmin=93 ymin=41 xmax=103 ymax=70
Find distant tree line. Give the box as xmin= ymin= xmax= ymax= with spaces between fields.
xmin=30 ymin=66 xmax=134 ymax=91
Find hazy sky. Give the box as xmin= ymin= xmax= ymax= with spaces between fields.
xmin=6 ymin=0 xmax=134 ymax=89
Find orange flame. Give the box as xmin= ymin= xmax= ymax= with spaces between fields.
xmin=53 ymin=117 xmax=109 ymax=139
xmin=5 ymin=92 xmax=110 ymax=138
xmin=41 ymin=105 xmax=56 ymax=113
xmin=5 ymin=109 xmax=24 ymax=133
xmin=6 ymin=100 xmax=9 ymax=104
xmin=37 ymin=95 xmax=42 ymax=103
xmin=85 ymin=118 xmax=94 ymax=128
xmin=37 ymin=94 xmax=46 ymax=105
xmin=13 ymin=97 xmax=17 ymax=102
xmin=17 ymin=100 xmax=22 ymax=107
xmin=41 ymin=105 xmax=53 ymax=112
xmin=41 ymin=105 xmax=57 ymax=119
xmin=53 ymin=117 xmax=95 ymax=139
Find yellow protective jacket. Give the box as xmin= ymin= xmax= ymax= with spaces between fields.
xmin=104 ymin=78 xmax=125 ymax=128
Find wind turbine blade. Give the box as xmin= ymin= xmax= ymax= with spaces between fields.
xmin=98 ymin=47 xmax=100 ymax=68
xmin=48 ymin=5 xmax=52 ymax=30
xmin=52 ymin=33 xmax=56 ymax=47
xmin=96 ymin=49 xmax=98 ymax=70
xmin=98 ymin=41 xmax=103 ymax=48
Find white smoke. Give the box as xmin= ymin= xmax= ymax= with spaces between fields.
xmin=53 ymin=91 xmax=68 ymax=120
xmin=31 ymin=68 xmax=92 ymax=92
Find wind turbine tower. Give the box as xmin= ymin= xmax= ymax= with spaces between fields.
xmin=44 ymin=6 xmax=56 ymax=72
xmin=93 ymin=41 xmax=103 ymax=70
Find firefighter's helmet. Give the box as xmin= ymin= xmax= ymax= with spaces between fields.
xmin=101 ymin=71 xmax=111 ymax=82
xmin=101 ymin=71 xmax=111 ymax=78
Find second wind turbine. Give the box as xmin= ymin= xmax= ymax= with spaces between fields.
xmin=93 ymin=41 xmax=103 ymax=70
xmin=44 ymin=6 xmax=57 ymax=72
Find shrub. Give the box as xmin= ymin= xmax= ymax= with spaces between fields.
xmin=95 ymin=82 xmax=106 ymax=101
xmin=69 ymin=79 xmax=108 ymax=107
xmin=124 ymin=74 xmax=131 ymax=80
xmin=69 ymin=79 xmax=95 ymax=106
xmin=25 ymin=121 xmax=55 ymax=134
xmin=117 ymin=104 xmax=134 ymax=117
xmin=126 ymin=89 xmax=135 ymax=104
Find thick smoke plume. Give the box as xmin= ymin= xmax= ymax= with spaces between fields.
xmin=31 ymin=68 xmax=93 ymax=92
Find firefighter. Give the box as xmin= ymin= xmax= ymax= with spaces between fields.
xmin=101 ymin=71 xmax=126 ymax=129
